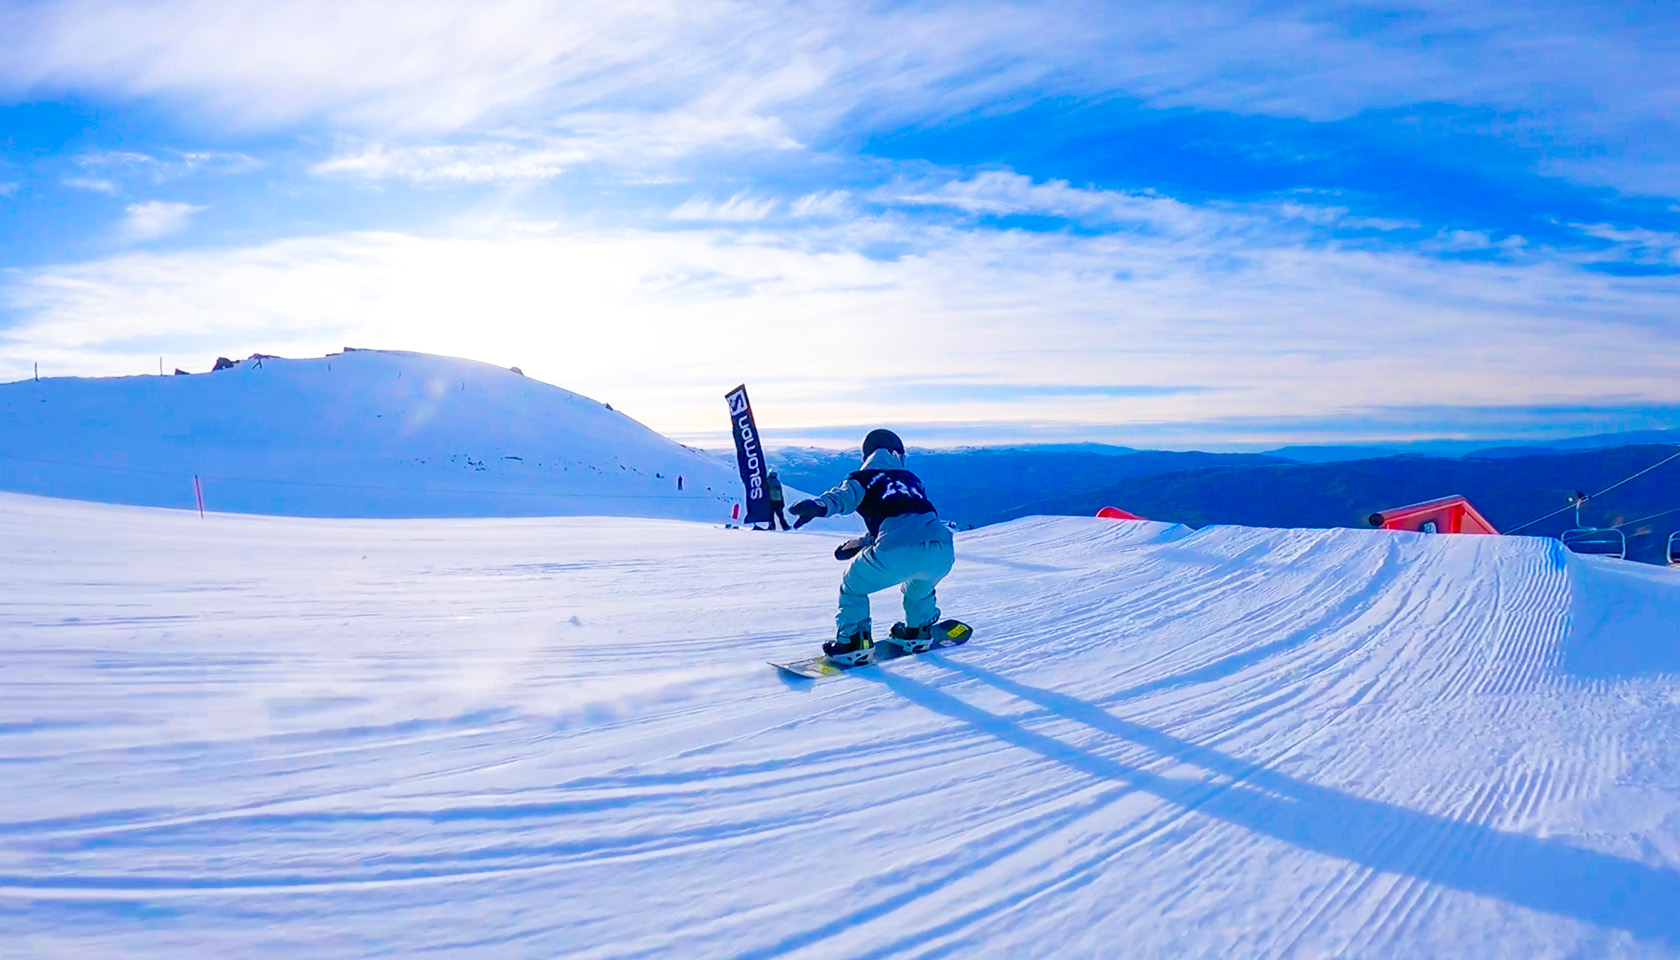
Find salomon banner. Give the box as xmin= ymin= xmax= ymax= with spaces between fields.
xmin=725 ymin=384 xmax=773 ymax=525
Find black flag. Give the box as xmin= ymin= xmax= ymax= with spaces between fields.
xmin=724 ymin=384 xmax=772 ymax=524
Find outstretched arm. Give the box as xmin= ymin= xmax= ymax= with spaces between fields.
xmin=789 ymin=474 xmax=867 ymax=528
xmin=814 ymin=475 xmax=867 ymax=518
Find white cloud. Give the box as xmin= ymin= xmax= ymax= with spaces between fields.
xmin=174 ymin=150 xmax=262 ymax=175
xmin=5 ymin=205 xmax=1677 ymax=439
xmin=314 ymin=142 xmax=575 ymax=183
xmin=790 ymin=191 xmax=851 ymax=218
xmin=63 ymin=150 xmax=261 ymax=191
xmin=670 ymin=194 xmax=779 ymax=222
xmin=1427 ymin=229 xmax=1495 ymax=252
xmin=0 ymin=181 xmax=18 ymax=197
xmin=1340 ymin=216 xmax=1423 ymax=232
xmin=885 ymin=171 xmax=1220 ymax=236
xmin=120 ymin=200 xmax=205 ymax=240
xmin=312 ymin=110 xmax=801 ymax=183
xmin=1572 ymin=222 xmax=1680 ymax=265
xmin=82 ymin=149 xmax=260 ymax=179
xmin=77 ymin=150 xmax=156 ymax=168
xmin=63 ymin=176 xmax=118 ymax=194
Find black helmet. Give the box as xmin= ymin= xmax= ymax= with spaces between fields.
xmin=862 ymin=428 xmax=904 ymax=459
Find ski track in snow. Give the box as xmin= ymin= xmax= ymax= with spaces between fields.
xmin=3 ymin=492 xmax=1680 ymax=958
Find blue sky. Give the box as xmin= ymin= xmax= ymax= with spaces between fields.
xmin=1 ymin=0 xmax=1677 ymax=448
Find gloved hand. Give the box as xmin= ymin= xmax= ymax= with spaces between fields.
xmin=834 ymin=536 xmax=869 ymax=561
xmin=789 ymin=499 xmax=826 ymax=529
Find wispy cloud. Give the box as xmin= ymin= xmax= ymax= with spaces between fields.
xmin=314 ymin=142 xmax=574 ymax=183
xmin=886 ymin=171 xmax=1211 ymax=233
xmin=63 ymin=176 xmax=118 ymax=194
xmin=52 ymin=151 xmax=262 ymax=198
xmin=670 ymin=194 xmax=779 ymax=222
xmin=1421 ymin=229 xmax=1505 ymax=253
xmin=312 ymin=111 xmax=801 ymax=184
xmin=790 ymin=191 xmax=851 ymax=218
xmin=120 ymin=200 xmax=205 ymax=241
xmin=1572 ymin=222 xmax=1680 ymax=267
xmin=0 ymin=181 xmax=20 ymax=197
xmin=76 ymin=150 xmax=156 ymax=170
xmin=77 ymin=149 xmax=260 ymax=180
xmin=879 ymin=172 xmax=1437 ymax=245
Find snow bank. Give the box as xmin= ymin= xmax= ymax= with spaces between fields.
xmin=0 ymin=350 xmax=753 ymax=521
xmin=2 ymin=494 xmax=1678 ymax=957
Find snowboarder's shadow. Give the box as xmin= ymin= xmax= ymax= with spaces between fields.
xmin=857 ymin=660 xmax=1680 ymax=946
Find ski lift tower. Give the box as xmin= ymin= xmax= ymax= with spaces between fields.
xmin=1560 ymin=489 xmax=1627 ymax=560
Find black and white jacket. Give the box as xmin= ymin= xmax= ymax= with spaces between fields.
xmin=813 ymin=449 xmax=953 ymax=551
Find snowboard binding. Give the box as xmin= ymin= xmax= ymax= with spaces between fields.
xmin=888 ymin=618 xmax=971 ymax=654
xmin=889 ymin=622 xmax=936 ymax=654
xmin=822 ymin=629 xmax=874 ymax=666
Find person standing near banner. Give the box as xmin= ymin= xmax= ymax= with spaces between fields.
xmin=788 ymin=429 xmax=954 ymax=665
xmin=762 ymin=471 xmax=791 ymax=531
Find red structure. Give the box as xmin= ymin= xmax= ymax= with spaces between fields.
xmin=1367 ymin=495 xmax=1498 ymax=535
xmin=1096 ymin=506 xmax=1146 ymax=521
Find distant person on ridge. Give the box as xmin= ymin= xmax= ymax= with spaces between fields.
xmin=763 ymin=471 xmax=791 ymax=531
xmin=788 ymin=429 xmax=955 ymax=665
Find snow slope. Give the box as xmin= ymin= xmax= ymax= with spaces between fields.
xmin=4 ymin=491 xmax=1680 ymax=958
xmin=0 ymin=350 xmax=755 ymax=521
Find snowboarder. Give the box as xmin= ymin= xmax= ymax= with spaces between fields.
xmin=764 ymin=471 xmax=790 ymax=531
xmin=788 ymin=429 xmax=954 ymax=665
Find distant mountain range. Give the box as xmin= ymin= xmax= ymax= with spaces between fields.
xmin=1246 ymin=429 xmax=1680 ymax=463
xmin=769 ymin=446 xmax=1288 ymax=528
xmin=771 ymin=440 xmax=1680 ymax=565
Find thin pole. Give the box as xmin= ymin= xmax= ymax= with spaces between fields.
xmin=193 ymin=475 xmax=205 ymax=518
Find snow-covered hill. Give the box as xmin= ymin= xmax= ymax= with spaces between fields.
xmin=3 ymin=491 xmax=1678 ymax=957
xmin=0 ymin=350 xmax=753 ymax=521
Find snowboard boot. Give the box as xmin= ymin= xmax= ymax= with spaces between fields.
xmin=889 ymin=622 xmax=937 ymax=654
xmin=823 ymin=628 xmax=874 ymax=666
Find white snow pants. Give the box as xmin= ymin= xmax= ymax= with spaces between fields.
xmin=836 ymin=539 xmax=955 ymax=638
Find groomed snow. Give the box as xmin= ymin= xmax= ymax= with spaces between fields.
xmin=4 ymin=491 xmax=1680 ymax=958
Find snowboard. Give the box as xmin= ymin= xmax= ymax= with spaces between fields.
xmin=770 ymin=619 xmax=973 ymax=680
